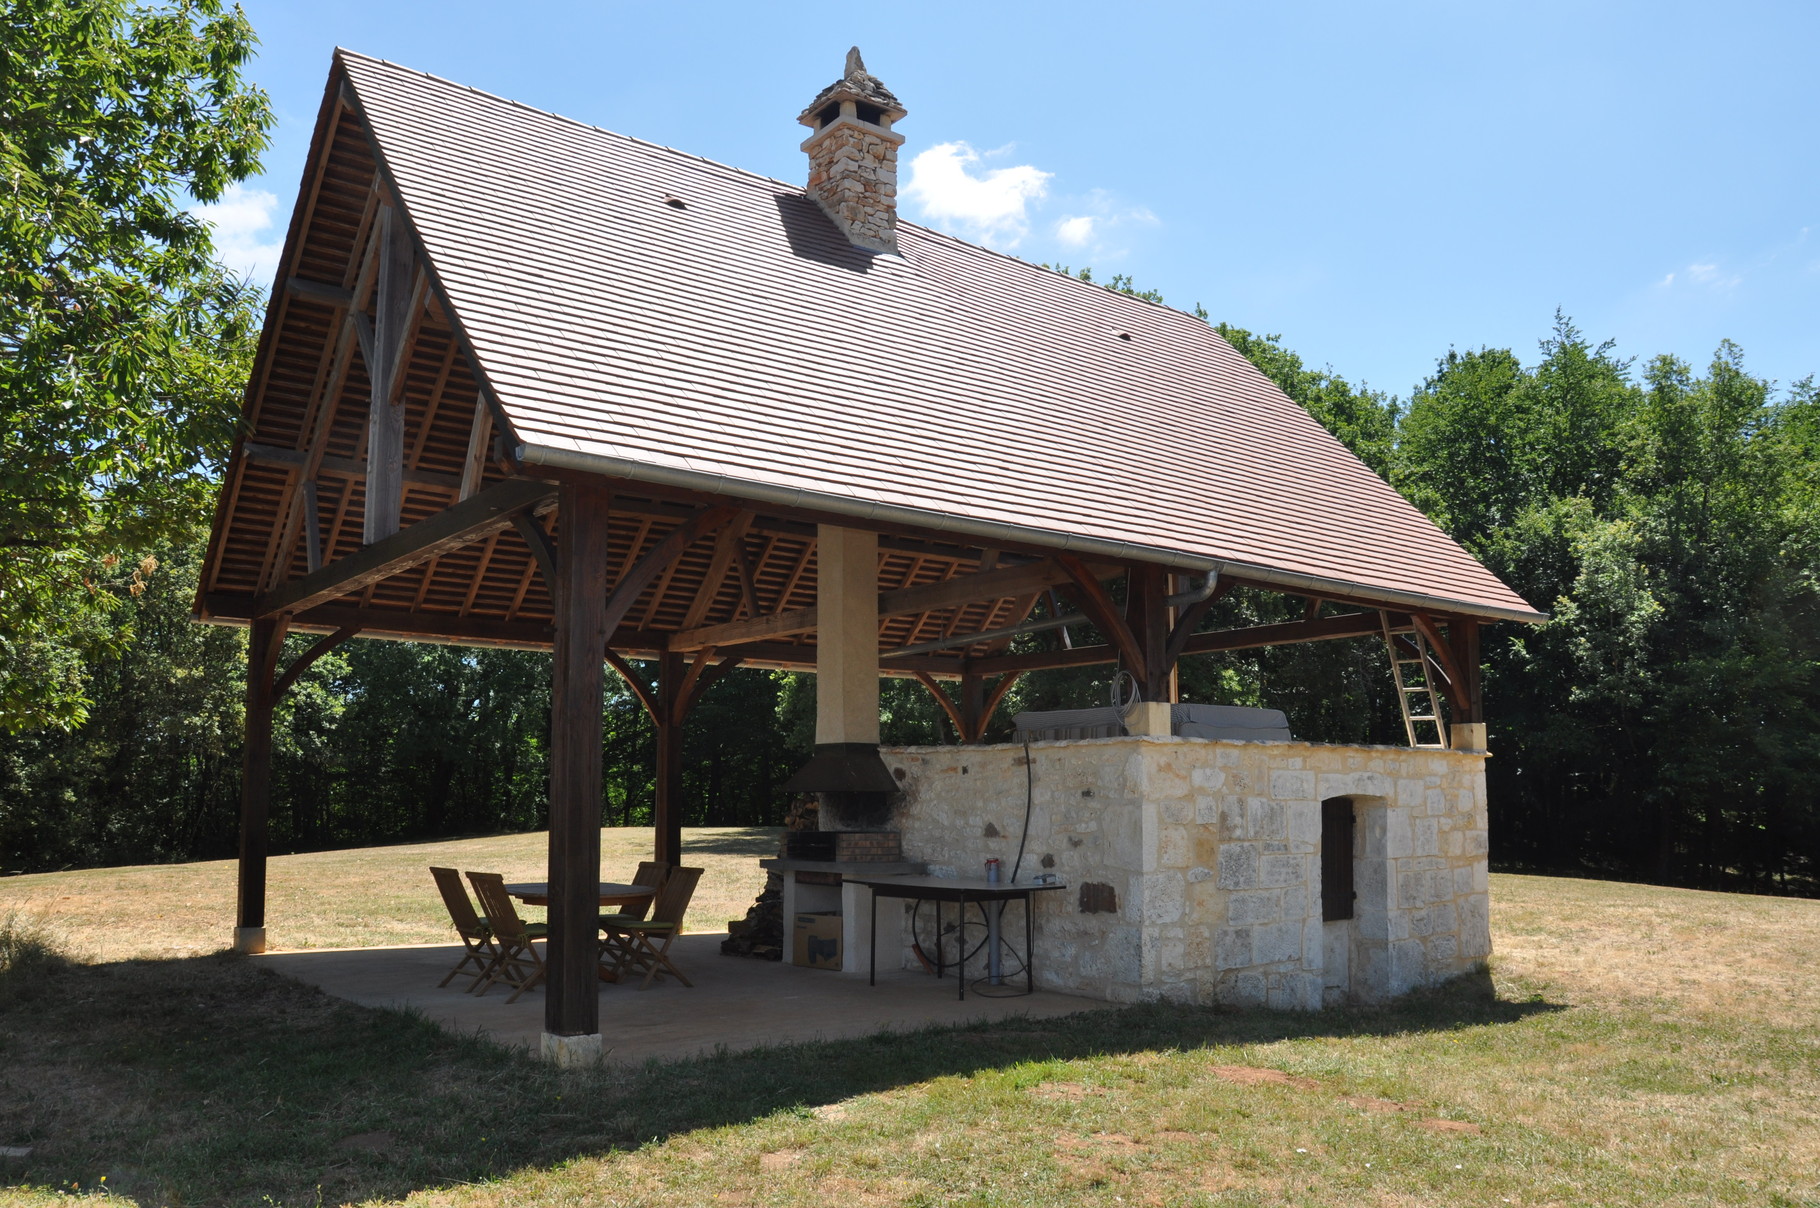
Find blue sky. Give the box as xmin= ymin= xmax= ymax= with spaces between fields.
xmin=205 ymin=0 xmax=1818 ymax=401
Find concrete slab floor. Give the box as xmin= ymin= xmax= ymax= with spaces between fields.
xmin=256 ymin=933 xmax=1101 ymax=1065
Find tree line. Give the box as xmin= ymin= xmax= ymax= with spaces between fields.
xmin=2 ymin=2 xmax=1814 ymax=894
xmin=4 ymin=310 xmax=1814 ymax=896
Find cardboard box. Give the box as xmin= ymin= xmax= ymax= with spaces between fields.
xmin=793 ymin=911 xmax=842 ymax=970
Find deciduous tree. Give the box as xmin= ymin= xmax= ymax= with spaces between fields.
xmin=0 ymin=0 xmax=271 ymax=728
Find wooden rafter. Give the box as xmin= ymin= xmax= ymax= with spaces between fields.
xmin=670 ymin=556 xmax=1101 ymax=652
xmin=258 ymin=188 xmax=383 ymax=593
xmin=255 ymin=478 xmax=555 ymax=617
xmin=679 ymin=513 xmax=756 ymax=630
xmin=599 ymin=505 xmax=738 ymax=638
xmin=406 ymin=339 xmax=460 ymax=469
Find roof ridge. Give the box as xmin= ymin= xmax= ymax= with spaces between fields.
xmin=333 ymin=48 xmax=1208 ymax=333
xmin=334 ymin=47 xmax=810 ymax=196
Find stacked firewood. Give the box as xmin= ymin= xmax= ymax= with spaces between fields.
xmin=720 ymin=797 xmax=819 ymax=960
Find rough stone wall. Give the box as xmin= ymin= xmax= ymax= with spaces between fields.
xmin=881 ymin=736 xmax=1490 ymax=1009
xmin=804 ymin=118 xmax=901 ymax=253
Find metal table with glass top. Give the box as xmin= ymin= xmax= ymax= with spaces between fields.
xmin=845 ymin=874 xmax=1066 ymax=1000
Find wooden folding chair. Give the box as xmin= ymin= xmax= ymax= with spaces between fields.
xmin=600 ymin=860 xmax=669 ymax=929
xmin=466 ymin=872 xmax=548 ymax=1003
xmin=430 ymin=866 xmax=497 ymax=989
xmin=601 ymin=866 xmax=703 ymax=989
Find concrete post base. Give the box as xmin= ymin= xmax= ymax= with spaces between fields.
xmin=232 ymin=926 xmax=267 ymax=955
xmin=1449 ymin=723 xmax=1489 ymax=753
xmin=541 ymin=1032 xmax=603 ymax=1067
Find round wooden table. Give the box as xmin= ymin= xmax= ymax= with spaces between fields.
xmin=503 ymin=881 xmax=658 ymax=984
xmin=501 ymin=881 xmax=653 ymax=909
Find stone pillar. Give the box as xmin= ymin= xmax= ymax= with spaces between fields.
xmin=1123 ymin=701 xmax=1173 ymax=737
xmin=816 ymin=525 xmax=880 ymax=747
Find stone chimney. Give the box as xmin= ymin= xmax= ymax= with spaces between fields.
xmin=797 ymin=47 xmax=907 ymax=254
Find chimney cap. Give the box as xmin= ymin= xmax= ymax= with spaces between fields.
xmin=797 ymin=46 xmax=907 ymax=128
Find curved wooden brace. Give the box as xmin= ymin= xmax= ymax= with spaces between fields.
xmin=971 ymin=670 xmax=1024 ymax=743
xmin=681 ymin=651 xmax=746 ymax=719
xmin=272 ymin=624 xmax=359 ymax=699
xmin=1409 ymin=612 xmax=1465 ymax=714
xmin=912 ymin=671 xmax=967 ymax=740
xmin=1055 ymin=553 xmax=1145 ymax=687
xmin=603 ymin=648 xmax=657 ymax=721
xmin=1163 ymin=579 xmax=1235 ymax=667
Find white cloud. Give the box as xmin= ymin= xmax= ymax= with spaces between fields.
xmin=903 ymin=141 xmax=1051 ymax=248
xmin=1654 ymin=260 xmax=1742 ymax=293
xmin=1054 ymin=214 xmax=1096 ymax=247
xmin=194 ymin=182 xmax=283 ymax=285
xmin=1047 ymin=191 xmax=1160 ymax=257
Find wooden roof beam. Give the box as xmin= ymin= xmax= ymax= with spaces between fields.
xmin=967 ymin=611 xmax=1415 ymax=676
xmin=255 ymin=477 xmax=555 ymax=618
xmin=668 ymin=556 xmax=1112 ymax=652
xmin=243 ymin=441 xmax=463 ymax=493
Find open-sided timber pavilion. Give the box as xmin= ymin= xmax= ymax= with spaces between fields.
xmin=197 ymin=50 xmax=1542 ymax=1063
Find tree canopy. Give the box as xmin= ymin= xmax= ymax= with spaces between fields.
xmin=0 ymin=0 xmax=271 ymax=729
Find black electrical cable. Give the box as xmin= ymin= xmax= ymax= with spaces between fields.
xmin=1010 ymin=740 xmax=1034 ymax=882
xmin=907 ymin=744 xmax=1039 ymax=990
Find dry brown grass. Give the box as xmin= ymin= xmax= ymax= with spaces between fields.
xmin=1491 ymin=871 xmax=1820 ymax=1026
xmin=4 ymin=860 xmax=1820 ymax=1207
xmin=0 ymin=826 xmax=780 ymax=960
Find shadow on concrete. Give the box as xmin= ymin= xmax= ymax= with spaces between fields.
xmin=0 ymin=949 xmax=1562 ymax=1207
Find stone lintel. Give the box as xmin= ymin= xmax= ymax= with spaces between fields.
xmin=799 ymin=113 xmax=907 ymax=154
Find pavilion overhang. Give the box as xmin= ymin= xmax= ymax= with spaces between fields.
xmin=518 ymin=443 xmax=1549 ymax=629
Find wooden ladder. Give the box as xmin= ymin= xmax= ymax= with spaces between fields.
xmin=1382 ymin=613 xmax=1450 ymax=750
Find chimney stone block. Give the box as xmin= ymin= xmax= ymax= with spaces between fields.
xmin=797 ymin=48 xmax=907 ymax=256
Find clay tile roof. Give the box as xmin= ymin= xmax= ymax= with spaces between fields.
xmin=335 ymin=50 xmax=1541 ymax=623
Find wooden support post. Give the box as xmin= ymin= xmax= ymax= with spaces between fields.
xmin=234 ymin=615 xmax=287 ymax=954
xmin=363 ymin=204 xmax=413 ymax=544
xmin=1448 ymin=619 xmax=1487 ymax=751
xmin=1126 ymin=564 xmax=1177 ymax=703
xmin=654 ymin=650 xmax=686 ymax=866
xmin=960 ymin=671 xmax=985 ymax=744
xmin=544 ymin=481 xmax=613 ymax=1055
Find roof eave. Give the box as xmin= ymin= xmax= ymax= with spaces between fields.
xmin=517 ymin=443 xmax=1549 ymax=626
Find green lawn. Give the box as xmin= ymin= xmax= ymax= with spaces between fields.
xmin=2 ymin=834 xmax=1817 ymax=1207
